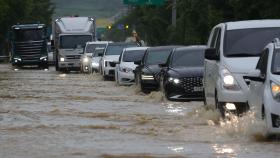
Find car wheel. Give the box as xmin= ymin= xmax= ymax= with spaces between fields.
xmin=215 ymin=91 xmax=225 ymax=118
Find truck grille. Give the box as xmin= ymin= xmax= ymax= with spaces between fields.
xmin=14 ymin=40 xmax=44 ymax=61
xmin=181 ymin=77 xmax=203 ymax=96
xmin=66 ymin=55 xmax=81 ymax=60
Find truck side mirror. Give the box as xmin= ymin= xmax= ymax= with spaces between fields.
xmin=205 ymin=48 xmax=220 ymax=60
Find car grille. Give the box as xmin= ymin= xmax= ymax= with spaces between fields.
xmin=66 ymin=55 xmax=81 ymax=60
xmin=181 ymin=77 xmax=203 ymax=95
xmin=14 ymin=40 xmax=44 ymax=61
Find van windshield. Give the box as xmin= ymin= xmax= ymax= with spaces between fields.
xmin=224 ymin=28 xmax=280 ymax=57
xmin=171 ymin=49 xmax=204 ymax=68
xmin=60 ymin=35 xmax=92 ymax=49
xmin=85 ymin=44 xmax=106 ymax=53
xmin=145 ymin=49 xmax=171 ymax=65
xmin=123 ymin=50 xmax=146 ymax=62
xmin=272 ymin=50 xmax=280 ymax=74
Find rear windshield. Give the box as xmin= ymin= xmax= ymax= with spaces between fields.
xmin=224 ymin=28 xmax=280 ymax=57
xmin=145 ymin=49 xmax=172 ymax=65
xmin=85 ymin=44 xmax=106 ymax=53
xmin=105 ymin=44 xmax=137 ymax=55
xmin=272 ymin=50 xmax=280 ymax=74
xmin=123 ymin=50 xmax=146 ymax=62
xmin=171 ymin=49 xmax=204 ymax=67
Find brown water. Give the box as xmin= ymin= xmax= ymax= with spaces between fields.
xmin=0 ymin=64 xmax=280 ymax=158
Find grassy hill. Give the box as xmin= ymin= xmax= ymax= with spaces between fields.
xmin=51 ymin=0 xmax=126 ymax=26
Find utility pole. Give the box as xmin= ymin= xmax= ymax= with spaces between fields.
xmin=172 ymin=0 xmax=177 ymax=27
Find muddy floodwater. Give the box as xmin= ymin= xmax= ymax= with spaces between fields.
xmin=0 ymin=64 xmax=280 ymax=158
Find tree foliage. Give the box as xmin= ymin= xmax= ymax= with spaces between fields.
xmin=106 ymin=0 xmax=280 ymax=46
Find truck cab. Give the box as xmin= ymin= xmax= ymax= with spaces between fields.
xmin=53 ymin=17 xmax=95 ymax=72
xmin=10 ymin=24 xmax=48 ymax=68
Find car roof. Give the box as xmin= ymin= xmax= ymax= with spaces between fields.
xmin=223 ymin=20 xmax=280 ymax=30
xmin=86 ymin=41 xmax=111 ymax=45
xmin=147 ymin=45 xmax=181 ymax=52
xmin=125 ymin=47 xmax=149 ymax=51
xmin=174 ymin=45 xmax=206 ymax=52
xmin=108 ymin=42 xmax=138 ymax=46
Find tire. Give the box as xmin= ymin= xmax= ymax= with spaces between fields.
xmin=215 ymin=91 xmax=225 ymax=118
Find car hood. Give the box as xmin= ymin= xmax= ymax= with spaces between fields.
xmin=169 ymin=67 xmax=203 ymax=78
xmin=223 ymin=57 xmax=259 ymax=74
xmin=103 ymin=55 xmax=120 ymax=62
xmin=120 ymin=62 xmax=137 ymax=70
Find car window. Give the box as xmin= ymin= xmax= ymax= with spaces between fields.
xmin=123 ymin=50 xmax=146 ymax=62
xmin=105 ymin=44 xmax=138 ymax=55
xmin=93 ymin=49 xmax=104 ymax=57
xmin=271 ymin=49 xmax=280 ymax=74
xmin=171 ymin=49 xmax=205 ymax=67
xmin=145 ymin=49 xmax=172 ymax=65
xmin=210 ymin=28 xmax=220 ymax=48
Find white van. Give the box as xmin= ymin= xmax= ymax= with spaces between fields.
xmin=204 ymin=20 xmax=280 ymax=116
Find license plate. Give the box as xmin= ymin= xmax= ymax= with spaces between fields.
xmin=193 ymin=86 xmax=203 ymax=92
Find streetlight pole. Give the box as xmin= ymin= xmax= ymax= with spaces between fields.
xmin=172 ymin=0 xmax=177 ymax=27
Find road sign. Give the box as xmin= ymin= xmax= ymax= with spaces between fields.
xmin=123 ymin=0 xmax=165 ymax=6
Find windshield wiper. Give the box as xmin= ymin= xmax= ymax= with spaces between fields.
xmin=226 ymin=53 xmax=260 ymax=57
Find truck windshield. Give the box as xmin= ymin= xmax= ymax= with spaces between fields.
xmin=171 ymin=49 xmax=204 ymax=68
xmin=272 ymin=50 xmax=280 ymax=74
xmin=105 ymin=44 xmax=137 ymax=55
xmin=224 ymin=28 xmax=280 ymax=57
xmin=85 ymin=44 xmax=106 ymax=53
xmin=123 ymin=50 xmax=146 ymax=62
xmin=14 ymin=29 xmax=44 ymax=42
xmin=60 ymin=35 xmax=92 ymax=49
xmin=145 ymin=49 xmax=171 ymax=65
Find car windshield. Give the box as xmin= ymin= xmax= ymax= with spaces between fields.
xmin=145 ymin=49 xmax=172 ymax=65
xmin=93 ymin=49 xmax=104 ymax=57
xmin=123 ymin=50 xmax=146 ymax=62
xmin=171 ymin=49 xmax=204 ymax=67
xmin=224 ymin=28 xmax=280 ymax=57
xmin=105 ymin=44 xmax=137 ymax=55
xmin=14 ymin=28 xmax=44 ymax=41
xmin=272 ymin=50 xmax=280 ymax=74
xmin=60 ymin=35 xmax=92 ymax=49
xmin=85 ymin=43 xmax=107 ymax=53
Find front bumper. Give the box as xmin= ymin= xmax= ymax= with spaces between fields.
xmin=117 ymin=71 xmax=134 ymax=85
xmin=263 ymin=92 xmax=280 ymax=134
xmin=12 ymin=58 xmax=48 ymax=66
xmin=165 ymin=82 xmax=204 ymax=101
xmin=59 ymin=60 xmax=80 ymax=69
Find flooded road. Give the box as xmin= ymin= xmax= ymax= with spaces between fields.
xmin=0 ymin=63 xmax=280 ymax=158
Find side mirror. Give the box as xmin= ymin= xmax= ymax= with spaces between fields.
xmin=247 ymin=69 xmax=265 ymax=82
xmin=134 ymin=60 xmax=141 ymax=65
xmin=98 ymin=52 xmax=103 ymax=57
xmin=205 ymin=48 xmax=220 ymax=60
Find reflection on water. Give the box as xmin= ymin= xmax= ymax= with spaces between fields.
xmin=213 ymin=144 xmax=236 ymax=157
xmin=58 ymin=73 xmax=67 ymax=78
xmin=168 ymin=146 xmax=184 ymax=153
xmin=165 ymin=103 xmax=185 ymax=116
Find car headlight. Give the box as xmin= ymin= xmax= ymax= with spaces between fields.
xmin=60 ymin=57 xmax=65 ymax=62
xmin=120 ymin=67 xmax=133 ymax=73
xmin=271 ymin=81 xmax=280 ymax=101
xmin=92 ymin=62 xmax=99 ymax=67
xmin=168 ymin=77 xmax=180 ymax=84
xmin=221 ymin=68 xmax=240 ymax=90
xmin=40 ymin=56 xmax=47 ymax=61
xmin=83 ymin=57 xmax=89 ymax=63
xmin=14 ymin=58 xmax=22 ymax=62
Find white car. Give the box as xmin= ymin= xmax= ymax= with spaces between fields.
xmin=115 ymin=47 xmax=148 ymax=85
xmin=204 ymin=20 xmax=280 ymax=116
xmin=80 ymin=41 xmax=110 ymax=73
xmin=91 ymin=48 xmax=104 ymax=72
xmin=248 ymin=38 xmax=280 ymax=135
xmin=100 ymin=42 xmax=138 ymax=80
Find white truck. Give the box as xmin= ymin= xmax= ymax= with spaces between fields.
xmin=52 ymin=17 xmax=95 ymax=72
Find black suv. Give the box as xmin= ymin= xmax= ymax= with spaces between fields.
xmin=134 ymin=46 xmax=179 ymax=93
xmin=158 ymin=46 xmax=206 ymax=101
